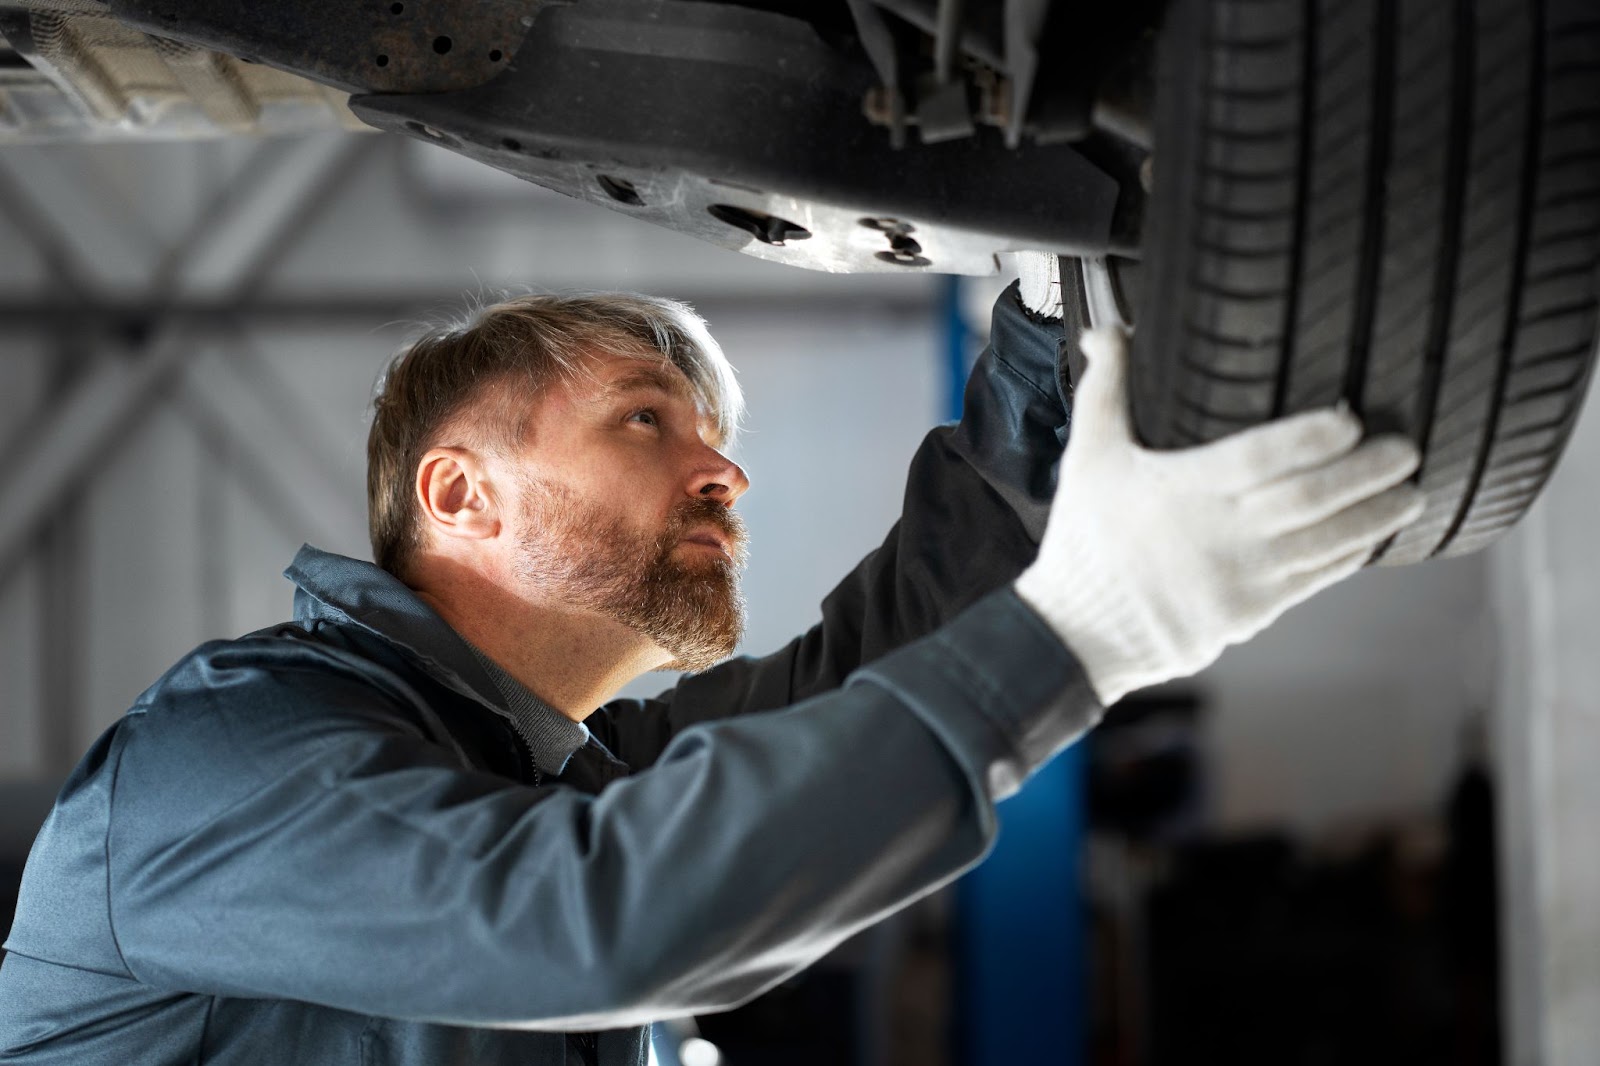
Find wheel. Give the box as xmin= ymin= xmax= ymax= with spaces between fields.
xmin=1127 ymin=0 xmax=1600 ymax=564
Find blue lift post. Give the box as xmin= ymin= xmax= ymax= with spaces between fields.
xmin=944 ymin=274 xmax=1087 ymax=1066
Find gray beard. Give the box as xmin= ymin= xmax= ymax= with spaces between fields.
xmin=514 ymin=477 xmax=748 ymax=673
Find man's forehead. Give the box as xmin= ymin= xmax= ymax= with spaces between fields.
xmin=592 ymin=355 xmax=695 ymax=401
xmin=573 ymin=346 xmax=722 ymax=443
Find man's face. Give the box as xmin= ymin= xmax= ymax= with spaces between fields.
xmin=504 ymin=347 xmax=750 ymax=672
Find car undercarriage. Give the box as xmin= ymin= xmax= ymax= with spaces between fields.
xmin=1 ymin=0 xmax=1597 ymax=564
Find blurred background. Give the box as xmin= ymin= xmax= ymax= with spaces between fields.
xmin=0 ymin=125 xmax=1594 ymax=1066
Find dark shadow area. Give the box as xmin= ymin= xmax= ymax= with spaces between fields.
xmin=1085 ymin=697 xmax=1501 ymax=1066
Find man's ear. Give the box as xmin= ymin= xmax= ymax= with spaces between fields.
xmin=416 ymin=447 xmax=499 ymax=542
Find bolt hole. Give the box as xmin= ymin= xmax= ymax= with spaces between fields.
xmin=597 ymin=174 xmax=645 ymax=206
xmin=859 ymin=216 xmax=914 ymax=235
xmin=404 ymin=120 xmax=453 ymax=145
xmin=375 ymin=54 xmax=389 ymax=67
xmin=389 ymin=2 xmax=403 ymax=13
xmin=501 ymin=138 xmax=522 ymax=151
xmin=433 ymin=35 xmax=453 ymax=55
xmin=874 ymin=249 xmax=932 ymax=268
xmin=888 ymin=233 xmax=923 ymax=256
xmin=489 ymin=48 xmax=503 ymax=62
xmin=707 ymin=204 xmax=811 ymax=246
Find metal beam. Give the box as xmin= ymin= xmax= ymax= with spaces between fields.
xmin=146 ymin=138 xmax=305 ymax=296
xmin=0 ymin=331 xmax=193 ymax=592
xmin=172 ymin=134 xmax=380 ymax=300
xmin=167 ymin=372 xmax=347 ymax=550
xmin=0 ymin=135 xmax=385 ymax=579
xmin=177 ymin=343 xmax=366 ymax=550
xmin=0 ymin=157 xmax=99 ymax=302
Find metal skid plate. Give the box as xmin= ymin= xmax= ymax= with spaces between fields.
xmin=347 ymin=0 xmax=1121 ymax=276
xmin=108 ymin=0 xmax=536 ymax=96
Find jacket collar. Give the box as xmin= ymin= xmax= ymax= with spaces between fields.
xmin=284 ymin=545 xmax=595 ymax=775
xmin=285 ymin=543 xmax=514 ymax=717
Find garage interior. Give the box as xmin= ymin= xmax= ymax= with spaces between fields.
xmin=0 ymin=12 xmax=1597 ymax=1066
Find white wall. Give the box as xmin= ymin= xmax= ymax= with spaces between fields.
xmin=1488 ymin=363 xmax=1600 ymax=1066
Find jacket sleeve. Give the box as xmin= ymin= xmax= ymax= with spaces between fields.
xmin=589 ymin=282 xmax=1077 ymax=769
xmin=107 ymin=601 xmax=1098 ymax=1029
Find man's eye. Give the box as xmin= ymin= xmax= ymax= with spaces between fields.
xmin=628 ymin=409 xmax=659 ymax=427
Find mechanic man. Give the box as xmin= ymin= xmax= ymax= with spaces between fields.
xmin=0 ymin=256 xmax=1423 ymax=1065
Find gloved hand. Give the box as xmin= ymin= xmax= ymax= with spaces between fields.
xmin=1015 ymin=327 xmax=1425 ymax=706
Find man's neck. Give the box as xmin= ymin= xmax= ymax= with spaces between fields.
xmin=408 ymin=557 xmax=668 ymax=721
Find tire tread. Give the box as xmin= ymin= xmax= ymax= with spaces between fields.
xmin=1132 ymin=0 xmax=1600 ymax=564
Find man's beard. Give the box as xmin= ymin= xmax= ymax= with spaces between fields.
xmin=513 ymin=477 xmax=748 ymax=673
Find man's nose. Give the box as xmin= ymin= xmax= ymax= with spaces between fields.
xmin=689 ymin=450 xmax=750 ymax=506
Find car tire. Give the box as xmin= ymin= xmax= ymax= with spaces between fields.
xmin=1125 ymin=0 xmax=1600 ymax=564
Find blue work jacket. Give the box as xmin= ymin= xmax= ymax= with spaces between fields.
xmin=0 ymin=284 xmax=1102 ymax=1065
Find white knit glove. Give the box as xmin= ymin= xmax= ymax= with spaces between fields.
xmin=1015 ymin=327 xmax=1426 ymax=706
xmin=1016 ymin=251 xmax=1064 ymax=319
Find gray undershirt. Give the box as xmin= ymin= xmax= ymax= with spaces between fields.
xmin=464 ymin=644 xmax=589 ymax=776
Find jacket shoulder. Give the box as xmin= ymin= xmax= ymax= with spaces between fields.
xmin=122 ymin=625 xmax=451 ymax=786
